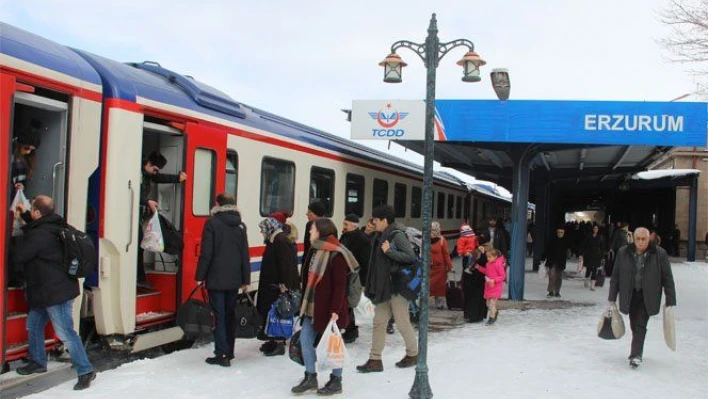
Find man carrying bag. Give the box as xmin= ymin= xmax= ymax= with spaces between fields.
xmin=195 ymin=192 xmax=251 ymax=367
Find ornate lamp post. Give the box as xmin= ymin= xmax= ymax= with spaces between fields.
xmin=380 ymin=13 xmax=509 ymax=399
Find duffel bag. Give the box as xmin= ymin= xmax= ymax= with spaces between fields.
xmin=176 ymin=284 xmax=214 ymax=339
xmin=234 ymin=293 xmax=261 ymax=339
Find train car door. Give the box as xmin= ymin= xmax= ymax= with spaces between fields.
xmin=180 ymin=123 xmax=226 ymax=304
xmin=0 ymin=74 xmax=13 ymax=369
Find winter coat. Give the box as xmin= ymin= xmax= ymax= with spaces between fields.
xmin=456 ymin=235 xmax=478 ymax=257
xmin=610 ymin=229 xmax=632 ymax=254
xmin=430 ymin=237 xmax=453 ymax=297
xmin=609 ymin=244 xmax=676 ymax=316
xmin=339 ymin=228 xmax=371 ymax=287
xmin=299 ymin=250 xmax=350 ymax=333
xmin=580 ymin=234 xmax=606 ymax=269
xmin=303 ymin=220 xmax=314 ymax=260
xmin=480 ymin=228 xmax=509 ymax=255
xmin=140 ymin=170 xmax=180 ymax=207
xmin=542 ymin=235 xmax=571 ymax=270
xmin=256 ymin=231 xmax=300 ymax=318
xmin=364 ymin=222 xmax=417 ymax=305
xmin=478 ymin=256 xmax=506 ymax=299
xmin=195 ymin=206 xmax=251 ymax=291
xmin=13 ymin=213 xmax=80 ymax=309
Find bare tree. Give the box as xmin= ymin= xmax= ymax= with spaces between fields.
xmin=660 ymin=0 xmax=708 ymax=74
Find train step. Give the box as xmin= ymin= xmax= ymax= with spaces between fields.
xmin=136 ymin=289 xmax=162 ymax=315
xmin=135 ymin=311 xmax=174 ymax=329
xmin=7 ymin=287 xmax=27 ymax=313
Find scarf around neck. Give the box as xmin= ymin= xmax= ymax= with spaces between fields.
xmin=300 ymin=235 xmax=359 ymax=318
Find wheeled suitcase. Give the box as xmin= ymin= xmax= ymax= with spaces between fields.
xmin=446 ymin=274 xmax=464 ymax=310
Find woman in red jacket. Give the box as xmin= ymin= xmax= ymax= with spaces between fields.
xmin=291 ymin=218 xmax=358 ymax=396
xmin=430 ymin=221 xmax=453 ymax=310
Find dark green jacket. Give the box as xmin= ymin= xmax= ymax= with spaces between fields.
xmin=364 ymin=222 xmax=417 ymax=304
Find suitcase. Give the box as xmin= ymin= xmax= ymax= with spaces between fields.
xmin=446 ymin=274 xmax=464 ymax=310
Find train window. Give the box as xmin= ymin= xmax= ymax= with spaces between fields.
xmin=456 ymin=196 xmax=462 ymax=219
xmin=226 ymin=151 xmax=238 ymax=201
xmin=310 ymin=167 xmax=335 ymax=217
xmin=193 ymin=148 xmax=216 ymax=216
xmin=394 ymin=183 xmax=407 ymax=217
xmin=437 ymin=192 xmax=445 ymax=219
xmin=447 ymin=193 xmax=454 ymax=219
xmin=372 ymin=179 xmax=388 ymax=211
xmin=411 ymin=186 xmax=422 ymax=218
xmin=345 ymin=174 xmax=365 ymax=217
xmin=260 ymin=157 xmax=295 ymax=216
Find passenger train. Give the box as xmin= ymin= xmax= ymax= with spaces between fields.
xmin=0 ymin=23 xmax=519 ymax=369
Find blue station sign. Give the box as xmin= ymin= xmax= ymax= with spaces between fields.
xmin=434 ymin=100 xmax=707 ymax=146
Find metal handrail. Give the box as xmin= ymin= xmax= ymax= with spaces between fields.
xmin=126 ymin=181 xmax=134 ymax=252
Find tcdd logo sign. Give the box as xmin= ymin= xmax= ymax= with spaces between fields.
xmin=369 ymin=103 xmax=409 ymax=137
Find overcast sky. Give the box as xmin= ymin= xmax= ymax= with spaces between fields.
xmin=1 ymin=0 xmax=700 ymax=188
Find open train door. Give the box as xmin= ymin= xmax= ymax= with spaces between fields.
xmin=179 ymin=123 xmax=227 ymax=304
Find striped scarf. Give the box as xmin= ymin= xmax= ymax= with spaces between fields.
xmin=300 ymin=235 xmax=359 ymax=318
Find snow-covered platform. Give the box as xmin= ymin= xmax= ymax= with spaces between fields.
xmin=13 ymin=260 xmax=708 ymax=398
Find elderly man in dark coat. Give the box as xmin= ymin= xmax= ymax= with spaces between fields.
xmin=195 ymin=192 xmax=250 ymax=367
xmin=609 ymin=227 xmax=676 ymax=369
xmin=541 ymin=227 xmax=571 ymax=298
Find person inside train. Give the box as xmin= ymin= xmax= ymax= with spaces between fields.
xmin=138 ymin=151 xmax=187 ymax=288
xmin=8 ymin=118 xmax=43 ymax=288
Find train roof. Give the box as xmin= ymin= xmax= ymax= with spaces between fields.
xmin=0 ymin=23 xmax=101 ymax=86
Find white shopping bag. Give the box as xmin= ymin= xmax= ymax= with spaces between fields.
xmin=663 ymin=305 xmax=676 ymax=351
xmin=538 ymin=264 xmax=548 ymax=279
xmin=141 ymin=212 xmax=165 ymax=252
xmin=316 ymin=319 xmax=349 ymax=372
xmin=354 ymin=295 xmax=375 ymax=320
xmin=9 ymin=189 xmax=31 ymax=237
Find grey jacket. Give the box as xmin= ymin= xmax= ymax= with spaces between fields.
xmin=364 ymin=222 xmax=417 ymax=304
xmin=609 ymin=244 xmax=676 ymax=316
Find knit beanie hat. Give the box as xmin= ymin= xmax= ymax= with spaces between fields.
xmin=308 ymin=200 xmax=326 ymax=217
xmin=269 ymin=211 xmax=290 ymax=225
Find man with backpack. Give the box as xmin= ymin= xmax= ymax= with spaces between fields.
xmin=13 ymin=195 xmax=96 ymax=390
xmin=357 ymin=204 xmax=418 ymax=373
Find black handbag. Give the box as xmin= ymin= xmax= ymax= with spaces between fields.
xmin=176 ymin=284 xmax=214 ymax=339
xmin=275 ymin=290 xmax=302 ymax=318
xmin=158 ymin=214 xmax=184 ymax=255
xmin=289 ymin=330 xmax=304 ymax=365
xmin=234 ymin=293 xmax=261 ymax=339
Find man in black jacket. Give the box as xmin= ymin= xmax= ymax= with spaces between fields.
xmin=195 ymin=192 xmax=250 ymax=367
xmin=541 ymin=227 xmax=571 ymax=298
xmin=13 ymin=196 xmax=96 ymax=390
xmin=357 ymin=205 xmax=418 ymax=373
xmin=481 ymin=216 xmax=510 ymax=256
xmin=138 ymin=151 xmax=187 ymax=288
xmin=609 ymin=227 xmax=676 ymax=369
xmin=339 ymin=213 xmax=371 ymax=343
xmin=303 ymin=200 xmax=326 ymax=257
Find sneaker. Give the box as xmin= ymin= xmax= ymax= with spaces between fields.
xmin=263 ymin=341 xmax=285 ymax=357
xmin=356 ymin=359 xmax=384 ymax=373
xmin=16 ymin=360 xmax=47 ymax=375
xmin=395 ymin=355 xmax=418 ymax=368
xmin=629 ymin=357 xmax=642 ymax=369
xmin=205 ymin=355 xmax=230 ymax=367
xmin=73 ymin=371 xmax=96 ymax=390
xmin=386 ymin=320 xmax=395 ymax=335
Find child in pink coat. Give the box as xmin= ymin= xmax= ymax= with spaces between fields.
xmin=476 ymin=249 xmax=506 ymax=325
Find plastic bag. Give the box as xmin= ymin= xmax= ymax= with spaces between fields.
xmin=265 ymin=304 xmax=295 ymax=339
xmin=316 ymin=319 xmax=348 ymax=372
xmin=141 ymin=212 xmax=164 ymax=252
xmin=10 ymin=189 xmax=31 ymax=237
xmin=597 ymin=303 xmax=625 ymax=340
xmin=354 ymin=296 xmax=375 ymax=320
xmin=663 ymin=305 xmax=676 ymax=351
xmin=538 ymin=264 xmax=548 ymax=279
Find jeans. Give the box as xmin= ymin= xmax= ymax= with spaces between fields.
xmin=27 ymin=299 xmax=93 ymax=376
xmin=301 ymin=317 xmax=342 ymax=377
xmin=208 ymin=289 xmax=238 ymax=357
xmin=629 ymin=290 xmax=650 ymax=358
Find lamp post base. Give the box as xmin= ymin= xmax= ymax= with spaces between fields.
xmin=409 ymin=372 xmax=433 ymax=399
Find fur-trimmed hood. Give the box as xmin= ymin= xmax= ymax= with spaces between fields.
xmin=210 ymin=205 xmax=243 ymax=227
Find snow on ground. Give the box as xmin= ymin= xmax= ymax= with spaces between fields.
xmin=24 ymin=259 xmax=708 ymax=399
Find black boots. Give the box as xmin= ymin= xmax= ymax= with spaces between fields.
xmin=74 ymin=371 xmax=96 ymax=391
xmin=205 ymin=355 xmax=231 ymax=367
xmin=317 ymin=374 xmax=342 ymax=396
xmin=263 ymin=341 xmax=285 ymax=357
xmin=291 ymin=372 xmax=318 ymax=394
xmin=16 ymin=360 xmax=47 ymax=375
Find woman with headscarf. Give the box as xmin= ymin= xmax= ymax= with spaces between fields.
xmin=291 ymin=217 xmax=356 ymax=396
xmin=430 ymin=221 xmax=453 ymax=310
xmin=256 ymin=215 xmax=299 ymax=356
xmin=462 ymin=245 xmax=488 ymax=323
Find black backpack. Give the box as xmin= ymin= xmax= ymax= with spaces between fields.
xmin=57 ymin=225 xmax=97 ymax=279
xmin=158 ymin=214 xmax=183 ymax=255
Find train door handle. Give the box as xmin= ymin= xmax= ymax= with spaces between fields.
xmin=126 ymin=181 xmax=135 ymax=252
xmin=50 ymin=161 xmax=64 ymax=200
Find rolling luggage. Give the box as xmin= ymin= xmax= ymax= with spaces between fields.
xmin=446 ymin=273 xmax=464 ymax=310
